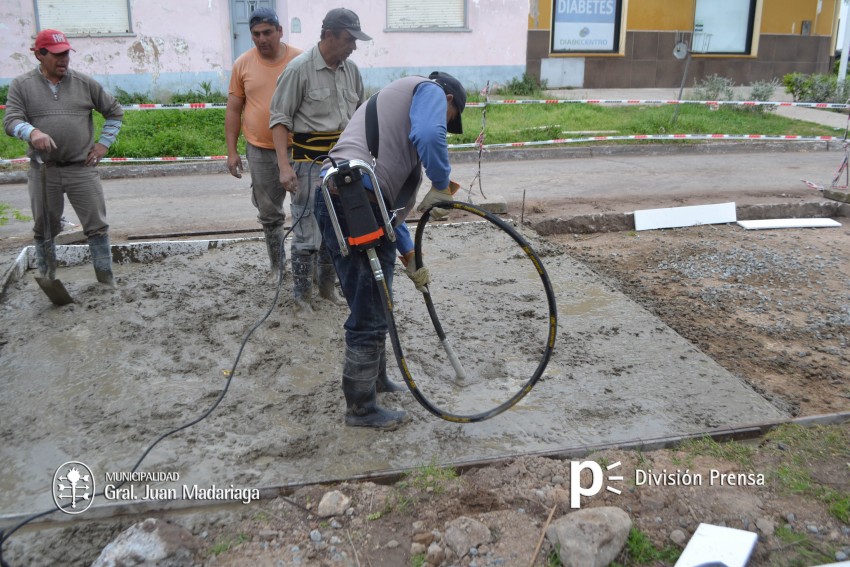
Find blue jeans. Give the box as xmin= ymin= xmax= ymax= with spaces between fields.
xmin=315 ymin=188 xmax=396 ymax=350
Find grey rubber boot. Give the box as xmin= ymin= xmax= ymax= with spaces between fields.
xmin=33 ymin=238 xmax=52 ymax=279
xmin=376 ymin=345 xmax=405 ymax=393
xmin=88 ymin=234 xmax=115 ymax=287
xmin=263 ymin=224 xmax=287 ymax=281
xmin=316 ymin=243 xmax=344 ymax=305
xmin=342 ymin=344 xmax=409 ymax=429
xmin=291 ymin=252 xmax=314 ymax=312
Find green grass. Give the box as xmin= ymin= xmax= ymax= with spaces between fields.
xmin=767 ymin=424 xmax=850 ymax=523
xmin=404 ymin=461 xmax=458 ymax=494
xmin=610 ymin=527 xmax=681 ymax=566
xmin=0 ymin=202 xmax=30 ymax=225
xmin=0 ymin=101 xmax=838 ymax=161
xmin=770 ymin=524 xmax=838 ymax=566
xmin=677 ymin=436 xmax=755 ymax=469
xmin=207 ymin=533 xmax=249 ymax=556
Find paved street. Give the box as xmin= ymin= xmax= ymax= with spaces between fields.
xmin=0 ymin=145 xmax=844 ymax=248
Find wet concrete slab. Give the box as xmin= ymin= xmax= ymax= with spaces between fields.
xmin=0 ymin=222 xmax=785 ymax=519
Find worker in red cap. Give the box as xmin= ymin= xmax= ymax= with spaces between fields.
xmin=3 ymin=29 xmax=124 ymax=287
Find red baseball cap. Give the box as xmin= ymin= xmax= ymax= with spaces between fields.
xmin=32 ymin=29 xmax=75 ymax=53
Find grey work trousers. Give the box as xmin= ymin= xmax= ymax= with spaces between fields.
xmin=290 ymin=160 xmax=322 ymax=255
xmin=247 ymin=142 xmax=289 ymax=229
xmin=28 ymin=162 xmax=108 ymax=240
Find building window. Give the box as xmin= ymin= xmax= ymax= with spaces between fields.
xmin=693 ymin=0 xmax=756 ymax=54
xmin=35 ymin=0 xmax=132 ymax=36
xmin=387 ymin=0 xmax=467 ymax=30
xmin=551 ymin=0 xmax=623 ymax=54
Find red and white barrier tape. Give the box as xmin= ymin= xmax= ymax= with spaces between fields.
xmin=463 ymin=99 xmax=850 ymax=109
xmin=2 ymin=99 xmax=847 ymax=111
xmin=0 ymin=102 xmax=228 ymax=111
xmin=449 ymin=133 xmax=841 ymax=150
xmin=0 ymin=155 xmax=228 ymax=165
xmin=1 ymin=134 xmax=842 ymax=165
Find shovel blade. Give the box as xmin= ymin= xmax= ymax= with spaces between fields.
xmin=35 ymin=276 xmax=74 ymax=306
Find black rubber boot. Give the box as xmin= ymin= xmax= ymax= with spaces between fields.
xmin=317 ymin=243 xmax=344 ymax=305
xmin=376 ymin=346 xmax=405 ymax=393
xmin=263 ymin=224 xmax=287 ymax=282
xmin=291 ymin=252 xmax=314 ymax=313
xmin=342 ymin=345 xmax=408 ymax=429
xmin=88 ymin=234 xmax=115 ymax=287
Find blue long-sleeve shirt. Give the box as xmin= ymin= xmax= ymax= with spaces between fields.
xmin=408 ymin=82 xmax=452 ymax=191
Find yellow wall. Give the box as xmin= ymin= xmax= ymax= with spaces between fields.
xmin=627 ymin=0 xmax=693 ymax=30
xmin=531 ymin=0 xmax=837 ymax=37
xmin=760 ymin=0 xmax=838 ymax=35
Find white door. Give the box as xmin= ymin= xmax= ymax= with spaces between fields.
xmin=230 ymin=0 xmax=276 ymax=60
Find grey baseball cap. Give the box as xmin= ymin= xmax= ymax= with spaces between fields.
xmin=249 ymin=7 xmax=279 ymax=29
xmin=429 ymin=71 xmax=467 ymax=134
xmin=322 ymin=8 xmax=372 ymax=41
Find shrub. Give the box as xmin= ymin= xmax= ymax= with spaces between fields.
xmin=0 ymin=84 xmax=8 ymax=105
xmin=493 ymin=73 xmax=548 ymax=97
xmin=782 ymin=73 xmax=808 ymax=101
xmin=170 ymin=81 xmax=227 ymax=104
xmin=113 ymin=87 xmax=153 ymax=105
xmin=746 ymin=78 xmax=779 ymax=113
xmin=782 ymin=72 xmax=850 ymax=102
xmin=691 ymin=74 xmax=735 ymax=102
xmin=112 ymin=82 xmax=227 ymax=105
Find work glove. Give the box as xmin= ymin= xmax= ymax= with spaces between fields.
xmin=401 ymin=253 xmax=430 ymax=292
xmin=417 ymin=181 xmax=460 ymax=221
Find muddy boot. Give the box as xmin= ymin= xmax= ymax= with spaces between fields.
xmin=263 ymin=224 xmax=287 ymax=282
xmin=342 ymin=344 xmax=409 ymax=429
xmin=88 ymin=234 xmax=115 ymax=287
xmin=33 ymin=238 xmax=53 ymax=279
xmin=291 ymin=252 xmax=314 ymax=313
xmin=317 ymin=244 xmax=344 ymax=305
xmin=376 ymin=346 xmax=405 ymax=393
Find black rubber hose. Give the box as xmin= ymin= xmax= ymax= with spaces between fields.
xmin=380 ymin=200 xmax=557 ymax=423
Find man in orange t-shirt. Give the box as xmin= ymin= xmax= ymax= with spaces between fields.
xmin=225 ymin=7 xmax=302 ymax=277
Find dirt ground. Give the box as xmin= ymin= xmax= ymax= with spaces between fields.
xmin=1 ymin=202 xmax=849 ymax=566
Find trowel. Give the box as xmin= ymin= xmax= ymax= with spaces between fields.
xmin=33 ymin=156 xmax=73 ymax=306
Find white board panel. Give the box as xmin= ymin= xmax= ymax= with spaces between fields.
xmin=674 ymin=523 xmax=757 ymax=567
xmin=634 ymin=202 xmax=737 ymax=231
xmin=737 ymin=218 xmax=842 ymax=230
xmin=36 ymin=0 xmax=131 ymax=35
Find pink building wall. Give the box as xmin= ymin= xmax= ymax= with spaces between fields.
xmin=1 ymin=1 xmax=527 ymax=95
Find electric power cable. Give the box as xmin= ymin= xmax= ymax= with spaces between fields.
xmin=0 ymin=159 xmax=329 ymax=567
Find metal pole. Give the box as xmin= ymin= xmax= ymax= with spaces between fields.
xmin=672 ymin=53 xmax=692 ymax=125
xmin=839 ymin=12 xmax=850 ymax=94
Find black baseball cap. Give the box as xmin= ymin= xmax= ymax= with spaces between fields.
xmin=322 ymin=8 xmax=372 ymax=41
xmin=429 ymin=71 xmax=467 ymax=134
xmin=249 ymin=7 xmax=279 ymax=29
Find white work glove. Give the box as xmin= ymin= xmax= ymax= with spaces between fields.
xmin=417 ymin=181 xmax=460 ymax=221
xmin=401 ymin=253 xmax=430 ymax=292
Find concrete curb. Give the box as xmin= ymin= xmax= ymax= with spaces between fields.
xmin=0 ymin=140 xmax=837 ymax=185
xmin=532 ymin=200 xmax=850 ymax=235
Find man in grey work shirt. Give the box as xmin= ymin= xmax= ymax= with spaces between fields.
xmin=269 ymin=7 xmax=369 ymax=313
xmin=3 ymin=29 xmax=123 ymax=287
